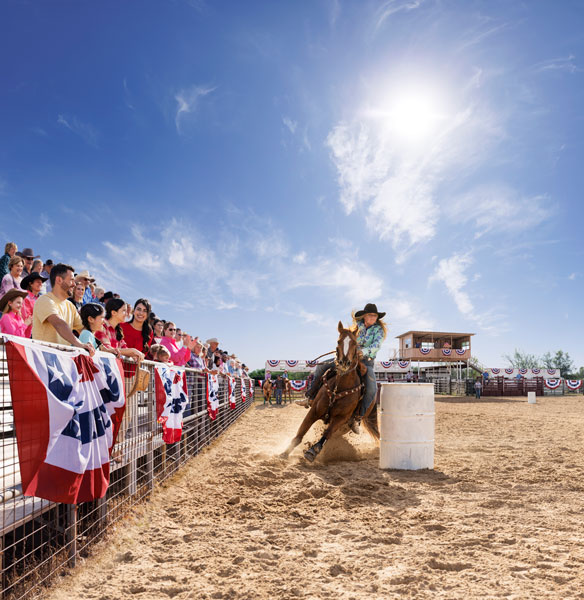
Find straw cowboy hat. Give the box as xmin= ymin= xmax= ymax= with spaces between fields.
xmin=75 ymin=270 xmax=95 ymax=282
xmin=0 ymin=289 xmax=27 ymax=312
xmin=354 ymin=303 xmax=386 ymax=319
xmin=206 ymin=337 xmax=219 ymax=345
xmin=127 ymin=358 xmax=150 ymax=398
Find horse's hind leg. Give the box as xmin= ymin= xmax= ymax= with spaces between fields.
xmin=280 ymin=405 xmax=319 ymax=458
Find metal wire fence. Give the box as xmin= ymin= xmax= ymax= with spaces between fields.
xmin=0 ymin=339 xmax=253 ymax=600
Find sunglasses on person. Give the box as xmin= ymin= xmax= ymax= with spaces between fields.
xmin=167 ymin=327 xmax=176 ymax=331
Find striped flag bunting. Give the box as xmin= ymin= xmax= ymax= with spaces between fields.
xmin=491 ymin=368 xmax=500 ymax=374
xmin=267 ymin=360 xmax=280 ymax=368
xmin=532 ymin=368 xmax=541 ymax=375
xmin=5 ymin=336 xmax=126 ymax=504
xmin=290 ymin=380 xmax=307 ymax=391
xmin=206 ymin=374 xmax=219 ymax=420
xmin=398 ymin=360 xmax=410 ymax=369
xmin=505 ymin=368 xmax=514 ymax=375
xmin=156 ymin=365 xmax=189 ymax=443
xmin=565 ymin=380 xmax=582 ymax=390
xmin=544 ymin=379 xmax=562 ymax=389
xmin=419 ymin=348 xmax=431 ymax=355
xmin=285 ymin=360 xmax=299 ymax=367
xmin=519 ymin=368 xmax=528 ymax=375
xmin=241 ymin=378 xmax=247 ymax=402
xmin=547 ymin=369 xmax=558 ymax=376
xmin=380 ymin=361 xmax=393 ymax=369
xmin=228 ymin=377 xmax=236 ymax=409
xmin=442 ymin=349 xmax=452 ymax=356
xmin=455 ymin=349 xmax=466 ymax=355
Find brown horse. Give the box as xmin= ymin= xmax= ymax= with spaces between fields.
xmin=281 ymin=321 xmax=380 ymax=462
xmin=284 ymin=378 xmax=293 ymax=403
xmin=262 ymin=379 xmax=273 ymax=405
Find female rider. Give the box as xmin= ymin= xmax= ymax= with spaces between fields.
xmin=304 ymin=302 xmax=387 ymax=434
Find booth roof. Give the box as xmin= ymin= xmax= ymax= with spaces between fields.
xmin=395 ymin=330 xmax=475 ymax=340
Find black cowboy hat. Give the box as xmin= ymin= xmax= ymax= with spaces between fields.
xmin=354 ymin=303 xmax=386 ymax=319
xmin=20 ymin=272 xmax=48 ymax=291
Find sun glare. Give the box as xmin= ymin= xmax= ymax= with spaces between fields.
xmin=366 ymin=84 xmax=448 ymax=145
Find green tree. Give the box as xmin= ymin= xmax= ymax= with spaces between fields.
xmin=248 ymin=368 xmax=265 ymax=380
xmin=503 ymin=349 xmax=539 ymax=369
xmin=541 ymin=350 xmax=574 ymax=378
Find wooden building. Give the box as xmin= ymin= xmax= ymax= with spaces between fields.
xmin=396 ymin=330 xmax=474 ymax=362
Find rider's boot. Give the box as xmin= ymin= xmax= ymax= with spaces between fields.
xmin=349 ymin=417 xmax=361 ymax=434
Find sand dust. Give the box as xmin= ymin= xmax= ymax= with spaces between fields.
xmin=45 ymin=395 xmax=584 ymax=599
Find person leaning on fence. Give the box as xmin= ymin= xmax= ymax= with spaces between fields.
xmin=31 ymin=263 xmax=95 ymax=355
xmin=0 ymin=255 xmax=24 ymax=299
xmin=120 ymin=298 xmax=154 ymax=356
xmin=0 ymin=242 xmax=17 ymax=281
xmin=160 ymin=321 xmax=192 ymax=366
xmin=0 ymin=289 xmax=30 ymax=337
xmin=94 ymin=298 xmax=144 ymax=363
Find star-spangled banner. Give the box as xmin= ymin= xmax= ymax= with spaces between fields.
xmin=5 ymin=335 xmax=126 ymax=504
xmin=241 ymin=378 xmax=247 ymax=402
xmin=565 ymin=380 xmax=582 ymax=390
xmin=155 ymin=365 xmax=189 ymax=443
xmin=289 ymin=380 xmax=307 ymax=391
xmin=544 ymin=379 xmax=562 ymax=389
xmin=228 ymin=376 xmax=236 ymax=409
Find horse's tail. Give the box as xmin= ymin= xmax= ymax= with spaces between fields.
xmin=363 ymin=402 xmax=380 ymax=443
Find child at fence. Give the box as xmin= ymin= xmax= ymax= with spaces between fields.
xmin=0 ymin=288 xmax=30 ymax=337
xmin=79 ymin=303 xmax=119 ymax=355
xmin=150 ymin=343 xmax=171 ymax=364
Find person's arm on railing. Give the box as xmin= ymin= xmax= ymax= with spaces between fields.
xmin=45 ymin=314 xmax=95 ymax=356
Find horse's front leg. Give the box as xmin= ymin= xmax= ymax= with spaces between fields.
xmin=303 ymin=416 xmax=344 ymax=463
xmin=280 ymin=404 xmax=319 ymax=458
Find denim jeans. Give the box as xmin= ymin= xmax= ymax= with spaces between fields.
xmin=275 ymin=389 xmax=282 ymax=404
xmin=359 ymin=359 xmax=376 ymax=417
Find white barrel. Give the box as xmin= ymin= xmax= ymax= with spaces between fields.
xmin=379 ymin=383 xmax=434 ymax=470
xmin=527 ymin=391 xmax=536 ymax=404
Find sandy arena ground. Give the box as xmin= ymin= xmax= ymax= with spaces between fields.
xmin=46 ymin=395 xmax=584 ymax=600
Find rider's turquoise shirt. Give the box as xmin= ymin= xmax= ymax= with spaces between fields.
xmin=356 ymin=322 xmax=384 ymax=360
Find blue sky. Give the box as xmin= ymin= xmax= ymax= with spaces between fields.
xmin=1 ymin=0 xmax=583 ymax=370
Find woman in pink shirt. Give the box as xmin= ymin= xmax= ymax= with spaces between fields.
xmin=0 ymin=256 xmax=24 ymax=299
xmin=20 ymin=272 xmax=48 ymax=338
xmin=0 ymin=289 xmax=30 ymax=337
xmin=160 ymin=321 xmax=194 ymax=366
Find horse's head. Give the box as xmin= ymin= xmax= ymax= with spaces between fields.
xmin=335 ymin=321 xmax=359 ymax=374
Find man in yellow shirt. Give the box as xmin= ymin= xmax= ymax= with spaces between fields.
xmin=32 ymin=263 xmax=95 ymax=356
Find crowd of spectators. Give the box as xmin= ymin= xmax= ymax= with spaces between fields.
xmin=0 ymin=242 xmax=249 ymax=376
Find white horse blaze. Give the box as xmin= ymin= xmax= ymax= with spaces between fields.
xmin=343 ymin=336 xmax=350 ymax=358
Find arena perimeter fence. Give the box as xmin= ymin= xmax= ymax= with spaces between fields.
xmin=0 ymin=339 xmax=254 ymax=600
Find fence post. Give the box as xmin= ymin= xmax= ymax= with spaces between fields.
xmin=65 ymin=504 xmax=77 ymax=568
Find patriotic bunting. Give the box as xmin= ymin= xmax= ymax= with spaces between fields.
xmin=491 ymin=368 xmax=500 ymax=374
xmin=206 ymin=373 xmax=220 ymax=420
xmin=241 ymin=378 xmax=247 ymax=402
xmin=566 ymin=380 xmax=582 ymax=390
xmin=519 ymin=368 xmax=528 ymax=375
xmin=289 ymin=380 xmax=307 ymax=391
xmin=267 ymin=360 xmax=280 ymax=368
xmin=544 ymin=379 xmax=562 ymax=389
xmin=547 ymin=369 xmax=557 ymax=376
xmin=380 ymin=361 xmax=394 ymax=369
xmin=419 ymin=348 xmax=431 ymax=355
xmin=155 ymin=365 xmax=189 ymax=443
xmin=532 ymin=368 xmax=541 ymax=375
xmin=442 ymin=349 xmax=452 ymax=356
xmin=505 ymin=368 xmax=514 ymax=375
xmin=455 ymin=349 xmax=466 ymax=355
xmin=228 ymin=377 xmax=236 ymax=409
xmin=285 ymin=360 xmax=298 ymax=368
xmin=306 ymin=360 xmax=318 ymax=367
xmin=398 ymin=360 xmax=410 ymax=369
xmin=5 ymin=337 xmax=126 ymax=504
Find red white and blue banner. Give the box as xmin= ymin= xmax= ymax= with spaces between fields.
xmin=419 ymin=348 xmax=431 ymax=355
xmin=505 ymin=368 xmax=514 ymax=375
xmin=241 ymin=378 xmax=247 ymax=402
xmin=249 ymin=379 xmax=254 ymax=398
xmin=531 ymin=368 xmax=541 ymax=375
xmin=228 ymin=377 xmax=236 ymax=409
xmin=379 ymin=361 xmax=394 ymax=369
xmin=5 ymin=336 xmax=126 ymax=504
xmin=455 ymin=349 xmax=467 ymax=356
xmin=155 ymin=365 xmax=188 ymax=443
xmin=289 ymin=380 xmax=308 ymax=391
xmin=487 ymin=367 xmax=559 ymax=379
xmin=398 ymin=360 xmax=410 ymax=369
xmin=566 ymin=380 xmax=582 ymax=390
xmin=442 ymin=348 xmax=452 ymax=356
xmin=263 ymin=360 xmax=318 ymax=371
xmin=206 ymin=373 xmax=219 ymax=420
xmin=267 ymin=360 xmax=280 ymax=368
xmin=519 ymin=368 xmax=528 ymax=375
xmin=544 ymin=379 xmax=562 ymax=390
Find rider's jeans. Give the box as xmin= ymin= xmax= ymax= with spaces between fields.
xmin=359 ymin=359 xmax=376 ymax=418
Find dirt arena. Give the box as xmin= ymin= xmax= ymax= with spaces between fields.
xmin=46 ymin=395 xmax=584 ymax=600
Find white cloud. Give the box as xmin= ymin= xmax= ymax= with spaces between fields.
xmin=430 ymin=253 xmax=474 ymax=316
xmin=448 ymin=185 xmax=552 ymax=238
xmin=374 ymin=0 xmax=424 ymax=32
xmin=33 ymin=213 xmax=53 ymax=238
xmin=57 ymin=114 xmax=99 ymax=147
xmin=533 ymin=55 xmax=581 ymax=74
xmin=282 ymin=116 xmax=297 ymax=134
xmin=568 ymin=273 xmax=577 ymax=281
xmin=292 ymin=251 xmax=307 ymax=264
xmin=174 ymin=85 xmax=215 ymax=134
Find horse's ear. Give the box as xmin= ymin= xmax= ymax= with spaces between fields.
xmin=338 ymin=320 xmax=344 ymax=333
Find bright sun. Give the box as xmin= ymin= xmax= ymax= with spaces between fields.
xmin=366 ymin=85 xmax=447 ymax=144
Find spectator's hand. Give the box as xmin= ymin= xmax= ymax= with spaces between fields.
xmin=186 ymin=337 xmax=197 ymax=351
xmin=127 ymin=348 xmax=145 ymax=362
xmin=24 ymin=315 xmax=33 ymax=326
xmin=82 ymin=343 xmax=95 ymax=357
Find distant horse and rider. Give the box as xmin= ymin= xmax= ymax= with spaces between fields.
xmin=281 ymin=303 xmax=386 ymax=462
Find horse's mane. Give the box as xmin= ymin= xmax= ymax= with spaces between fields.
xmin=349 ymin=311 xmax=388 ymax=340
